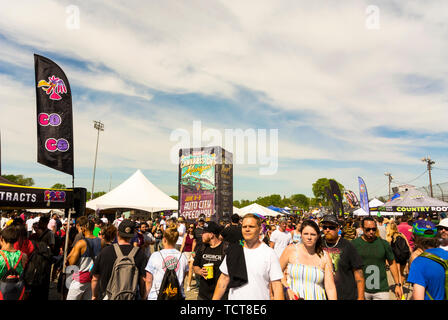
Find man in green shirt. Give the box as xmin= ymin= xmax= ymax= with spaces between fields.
xmin=352 ymin=216 xmax=403 ymax=300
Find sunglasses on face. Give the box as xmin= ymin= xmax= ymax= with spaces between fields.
xmin=365 ymin=227 xmax=377 ymax=232
xmin=322 ymin=225 xmax=337 ymax=231
xmin=437 ymin=226 xmax=448 ymax=232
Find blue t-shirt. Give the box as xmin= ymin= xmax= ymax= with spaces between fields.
xmin=407 ymin=248 xmax=448 ymax=300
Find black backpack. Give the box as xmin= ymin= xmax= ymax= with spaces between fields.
xmin=157 ymin=252 xmax=182 ymax=300
xmin=391 ymin=235 xmax=410 ymax=263
xmin=0 ymin=251 xmax=25 ymax=300
xmin=22 ymin=240 xmax=52 ymax=287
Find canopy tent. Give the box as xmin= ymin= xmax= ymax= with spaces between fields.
xmin=267 ymin=205 xmax=289 ymax=214
xmin=237 ymin=203 xmax=279 ymax=218
xmin=376 ymin=188 xmax=448 ymax=217
xmin=26 ymin=208 xmax=65 ymax=215
xmin=353 ymin=198 xmax=390 ymax=216
xmin=86 ymin=169 xmax=178 ymax=213
xmin=233 ymin=206 xmax=241 ymax=215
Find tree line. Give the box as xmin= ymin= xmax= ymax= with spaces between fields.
xmin=2 ymin=174 xmax=353 ymax=208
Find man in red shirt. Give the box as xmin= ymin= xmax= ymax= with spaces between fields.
xmin=397 ymin=215 xmax=414 ymax=250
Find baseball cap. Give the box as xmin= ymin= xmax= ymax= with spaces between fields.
xmin=118 ymin=219 xmax=136 ymax=238
xmin=203 ymin=221 xmax=222 ymax=236
xmin=437 ymin=218 xmax=448 ymax=228
xmin=321 ymin=215 xmax=339 ymax=226
xmin=412 ymin=220 xmax=437 ymax=238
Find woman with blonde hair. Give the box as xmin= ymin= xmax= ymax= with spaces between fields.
xmin=386 ymin=221 xmax=411 ymax=286
xmin=144 ymin=226 xmax=189 ymax=300
xmin=279 ymin=219 xmax=337 ymax=300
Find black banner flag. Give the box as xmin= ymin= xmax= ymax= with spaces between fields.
xmin=34 ymin=54 xmax=74 ymax=176
xmin=329 ymin=179 xmax=344 ymax=217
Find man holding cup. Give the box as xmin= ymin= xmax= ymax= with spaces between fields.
xmin=193 ymin=221 xmax=228 ymax=300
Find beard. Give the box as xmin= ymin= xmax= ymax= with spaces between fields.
xmin=325 ymin=233 xmax=338 ymax=243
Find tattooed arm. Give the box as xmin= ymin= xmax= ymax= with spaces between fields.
xmin=212 ymin=273 xmax=230 ymax=300
xmin=353 ymin=269 xmax=365 ymax=300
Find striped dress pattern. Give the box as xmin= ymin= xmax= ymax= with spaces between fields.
xmin=287 ymin=248 xmax=328 ymax=300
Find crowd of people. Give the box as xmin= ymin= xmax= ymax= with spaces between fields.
xmin=0 ymin=209 xmax=447 ymax=300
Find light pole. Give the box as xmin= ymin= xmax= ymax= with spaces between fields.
xmin=384 ymin=172 xmax=393 ymax=200
xmin=421 ymin=156 xmax=435 ymax=197
xmin=91 ymin=120 xmax=104 ymax=200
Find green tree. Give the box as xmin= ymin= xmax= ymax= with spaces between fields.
xmin=51 ymin=183 xmax=67 ymax=189
xmin=86 ymin=191 xmax=107 ymax=200
xmin=1 ymin=174 xmax=34 ymax=186
xmin=170 ymin=195 xmax=179 ymax=201
xmin=233 ymin=200 xmax=241 ymax=208
xmin=312 ymin=178 xmax=344 ymax=206
xmin=289 ymin=194 xmax=310 ymax=209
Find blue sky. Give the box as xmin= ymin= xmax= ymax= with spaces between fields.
xmin=1 ymin=0 xmax=448 ymax=202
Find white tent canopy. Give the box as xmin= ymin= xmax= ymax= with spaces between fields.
xmin=86 ymin=169 xmax=178 ymax=213
xmin=237 ymin=203 xmax=279 ymax=218
xmin=353 ymin=198 xmax=387 ymax=216
xmin=368 ymin=198 xmax=384 ymax=208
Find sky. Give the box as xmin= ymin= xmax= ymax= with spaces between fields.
xmin=1 ymin=0 xmax=448 ymax=202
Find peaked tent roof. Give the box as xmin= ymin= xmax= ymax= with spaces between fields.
xmin=86 ymin=170 xmax=178 ymax=213
xmin=368 ymin=198 xmax=384 ymax=208
xmin=238 ymin=203 xmax=279 ymax=218
xmin=383 ymin=188 xmax=448 ymax=207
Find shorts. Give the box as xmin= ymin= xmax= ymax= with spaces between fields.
xmin=364 ymin=291 xmax=390 ymax=300
xmin=183 ymin=251 xmax=194 ymax=262
xmin=66 ymin=280 xmax=92 ymax=300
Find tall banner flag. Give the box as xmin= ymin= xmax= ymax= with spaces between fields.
xmin=358 ymin=176 xmax=370 ymax=215
xmin=325 ymin=186 xmax=338 ymax=216
xmin=34 ymin=54 xmax=74 ymax=176
xmin=329 ymin=179 xmax=344 ymax=217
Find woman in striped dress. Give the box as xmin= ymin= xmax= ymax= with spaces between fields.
xmin=279 ymin=219 xmax=337 ymax=300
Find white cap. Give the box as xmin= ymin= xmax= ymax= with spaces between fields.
xmin=437 ymin=218 xmax=448 ymax=228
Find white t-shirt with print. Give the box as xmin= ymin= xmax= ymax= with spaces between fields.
xmin=270 ymin=229 xmax=292 ymax=258
xmin=219 ymin=242 xmax=283 ymax=300
xmin=145 ymin=248 xmax=189 ymax=300
xmin=176 ymin=223 xmax=186 ymax=246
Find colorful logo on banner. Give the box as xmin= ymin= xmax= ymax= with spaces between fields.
xmin=44 ymin=190 xmax=67 ymax=203
xmin=37 ymin=75 xmax=67 ymax=100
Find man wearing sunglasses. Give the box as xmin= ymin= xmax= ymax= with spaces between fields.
xmin=321 ymin=215 xmax=365 ymax=300
xmin=352 ymin=216 xmax=403 ymax=300
xmin=437 ymin=218 xmax=448 ymax=251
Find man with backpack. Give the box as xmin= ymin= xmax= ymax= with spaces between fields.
xmin=144 ymin=225 xmax=189 ymax=300
xmin=26 ymin=216 xmax=53 ymax=300
xmin=91 ymin=219 xmax=148 ymax=300
xmin=408 ymin=220 xmax=448 ymax=300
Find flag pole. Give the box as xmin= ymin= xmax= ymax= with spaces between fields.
xmin=61 ymin=175 xmax=74 ymax=299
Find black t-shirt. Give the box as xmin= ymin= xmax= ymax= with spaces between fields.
xmin=323 ymin=238 xmax=364 ymax=300
xmin=194 ymin=226 xmax=205 ymax=248
xmin=220 ymin=224 xmax=243 ymax=244
xmin=193 ymin=242 xmax=228 ymax=300
xmin=91 ymin=244 xmax=148 ymax=299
